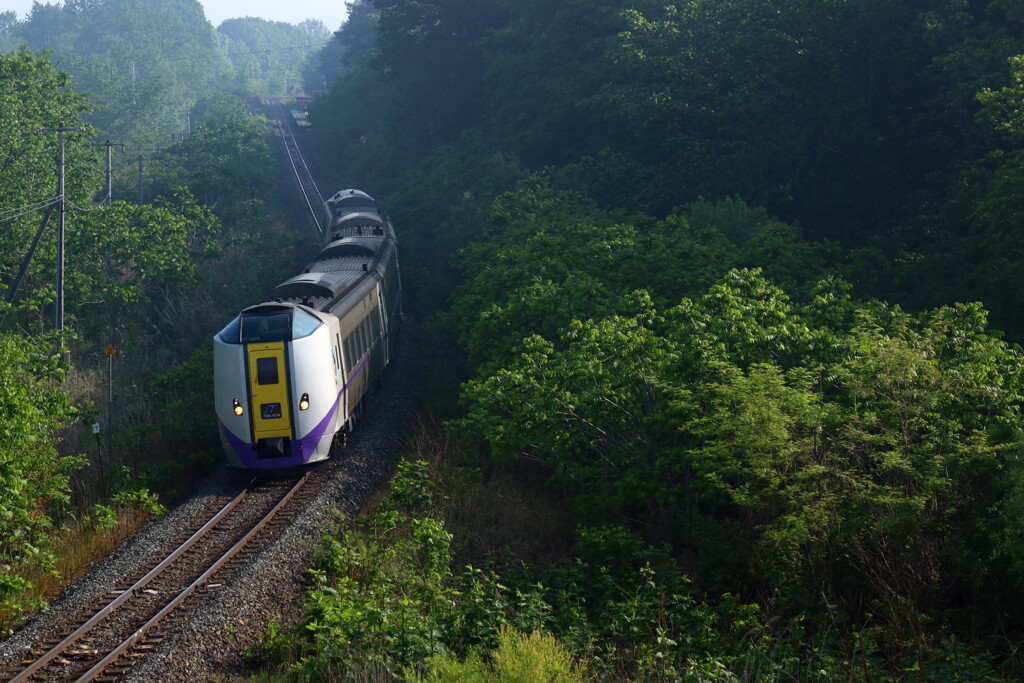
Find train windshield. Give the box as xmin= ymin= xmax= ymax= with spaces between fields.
xmin=291 ymin=308 xmax=322 ymax=339
xmin=216 ymin=308 xmax=323 ymax=345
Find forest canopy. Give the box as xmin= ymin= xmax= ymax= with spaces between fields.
xmin=292 ymin=0 xmax=1024 ymax=678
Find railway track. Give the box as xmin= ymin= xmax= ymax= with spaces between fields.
xmin=268 ymin=97 xmax=325 ymax=238
xmin=1 ymin=473 xmax=316 ymax=682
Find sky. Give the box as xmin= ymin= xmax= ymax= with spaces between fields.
xmin=2 ymin=0 xmax=350 ymax=30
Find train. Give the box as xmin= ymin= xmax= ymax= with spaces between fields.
xmin=213 ymin=189 xmax=401 ymax=469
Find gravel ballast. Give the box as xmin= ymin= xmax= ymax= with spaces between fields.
xmin=0 ymin=324 xmax=417 ymax=681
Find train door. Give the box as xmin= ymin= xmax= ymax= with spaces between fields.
xmin=246 ymin=342 xmax=292 ymax=440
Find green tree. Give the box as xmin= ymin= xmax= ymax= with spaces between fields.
xmin=147 ymin=112 xmax=273 ymax=222
xmin=64 ymin=198 xmax=216 ymax=331
xmin=218 ymin=17 xmax=321 ymax=95
xmin=0 ymin=48 xmax=94 ymax=332
xmin=0 ymin=333 xmax=83 ymax=617
xmin=12 ymin=0 xmax=231 ymax=146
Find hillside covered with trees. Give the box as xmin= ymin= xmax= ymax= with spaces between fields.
xmin=252 ymin=0 xmax=1024 ymax=679
xmin=5 ymin=0 xmax=1024 ymax=678
xmin=0 ymin=0 xmax=333 ymax=149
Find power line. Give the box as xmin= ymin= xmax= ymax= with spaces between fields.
xmin=0 ymin=196 xmax=60 ymax=217
xmin=67 ymin=199 xmax=104 ymax=212
xmin=154 ymin=41 xmax=330 ymax=64
xmin=0 ymin=197 xmax=61 ymax=223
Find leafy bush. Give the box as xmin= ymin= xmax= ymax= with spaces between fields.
xmin=418 ymin=626 xmax=586 ymax=682
xmin=0 ymin=333 xmax=84 ymax=624
xmin=457 ymin=258 xmax=1024 ymax=669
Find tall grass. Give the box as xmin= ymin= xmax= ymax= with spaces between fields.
xmin=0 ymin=503 xmax=160 ymax=634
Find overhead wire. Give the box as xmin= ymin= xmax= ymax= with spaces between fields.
xmin=183 ymin=41 xmax=331 ymax=63
xmin=67 ymin=199 xmax=104 ymax=212
xmin=0 ymin=197 xmax=61 ymax=223
xmin=0 ymin=196 xmax=59 ymax=217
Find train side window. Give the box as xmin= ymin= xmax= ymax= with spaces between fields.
xmin=256 ymin=357 xmax=279 ymax=385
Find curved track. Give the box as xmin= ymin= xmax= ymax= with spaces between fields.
xmin=2 ymin=474 xmax=314 ymax=682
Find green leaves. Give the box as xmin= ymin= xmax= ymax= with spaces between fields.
xmin=457 ymin=253 xmax=1024 ymax=626
xmin=62 ymin=197 xmax=221 ymax=339
xmin=0 ymin=333 xmax=82 ymax=616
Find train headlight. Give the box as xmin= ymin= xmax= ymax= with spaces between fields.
xmin=299 ymin=393 xmax=310 ymax=411
xmin=232 ymin=398 xmax=244 ymax=416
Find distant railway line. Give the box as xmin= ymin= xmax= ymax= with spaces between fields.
xmin=268 ymin=97 xmax=325 ymax=237
xmin=0 ymin=474 xmax=317 ymax=682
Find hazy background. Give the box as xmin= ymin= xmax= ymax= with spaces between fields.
xmin=1 ymin=0 xmax=349 ymax=29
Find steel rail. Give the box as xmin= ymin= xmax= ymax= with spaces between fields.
xmin=275 ymin=97 xmax=324 ymax=204
xmin=280 ymin=115 xmax=325 ymax=232
xmin=8 ymin=485 xmax=254 ymax=683
xmin=75 ymin=472 xmax=310 ymax=682
xmin=273 ymin=98 xmax=324 ymax=235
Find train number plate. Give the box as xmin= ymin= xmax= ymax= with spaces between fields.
xmin=261 ymin=403 xmax=282 ymax=419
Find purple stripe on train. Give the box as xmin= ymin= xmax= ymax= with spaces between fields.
xmin=220 ymin=333 xmax=388 ymax=468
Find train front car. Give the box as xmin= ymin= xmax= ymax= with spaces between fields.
xmin=214 ymin=303 xmax=341 ymax=469
xmin=214 ymin=187 xmax=401 ymax=470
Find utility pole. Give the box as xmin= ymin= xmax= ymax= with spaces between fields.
xmin=37 ymin=122 xmax=86 ymax=345
xmin=93 ymin=140 xmax=124 ymax=203
xmin=134 ymin=149 xmax=161 ymax=205
xmin=105 ymin=141 xmax=113 ymax=202
xmin=129 ymin=59 xmax=136 ymax=105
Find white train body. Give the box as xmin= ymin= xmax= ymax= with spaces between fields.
xmin=213 ymin=190 xmax=401 ymax=469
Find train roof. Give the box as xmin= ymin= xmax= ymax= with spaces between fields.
xmin=262 ymin=270 xmax=374 ymax=310
xmin=332 ymin=212 xmax=383 ymax=228
xmin=326 ymin=188 xmax=376 ymax=206
xmin=265 ymin=271 xmax=361 ymax=300
xmin=316 ymin=236 xmax=383 ymax=260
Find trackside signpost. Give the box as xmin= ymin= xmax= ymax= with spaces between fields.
xmin=105 ymin=344 xmax=116 ymax=472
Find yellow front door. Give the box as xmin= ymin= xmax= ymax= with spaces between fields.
xmin=247 ymin=342 xmax=292 ymax=439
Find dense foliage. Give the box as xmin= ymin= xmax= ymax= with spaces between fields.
xmin=7 ymin=0 xmax=230 ymax=148
xmin=219 ymin=17 xmax=330 ymax=96
xmin=3 ymin=0 xmax=334 ymax=147
xmin=309 ymin=0 xmax=1024 ymax=341
xmin=0 ymin=334 xmax=82 ymax=618
xmin=0 ymin=47 xmax=93 ymax=333
xmin=0 ymin=31 xmax=298 ymax=625
xmin=288 ymin=0 xmax=1024 ymax=677
xmin=260 ymin=458 xmax=1010 ymax=679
